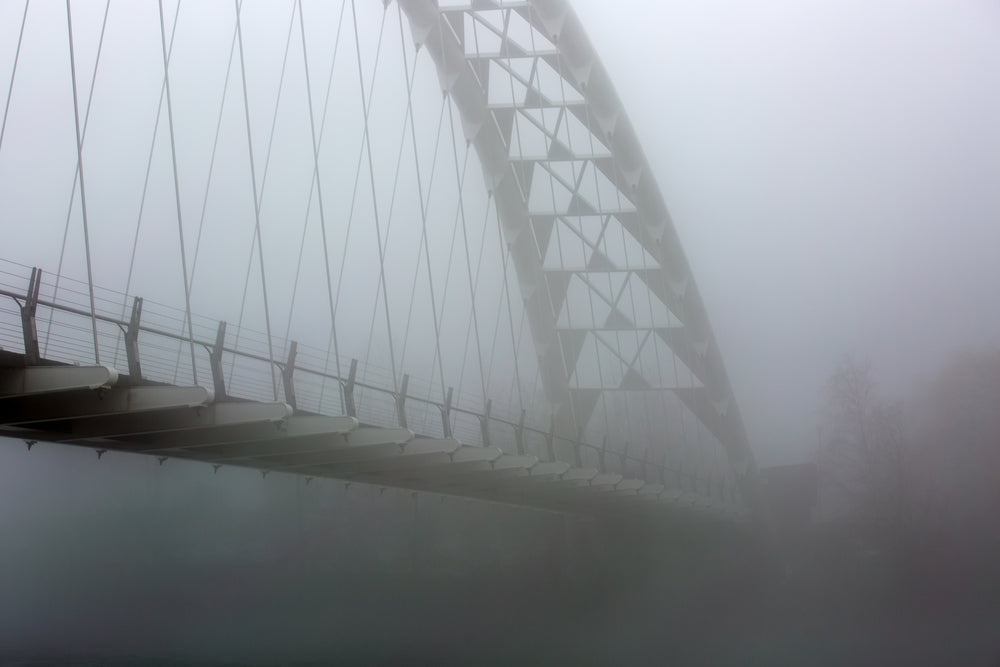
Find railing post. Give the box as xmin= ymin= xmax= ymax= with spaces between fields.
xmin=19 ymin=267 xmax=41 ymax=365
xmin=642 ymin=448 xmax=649 ymax=481
xmin=514 ymin=409 xmax=526 ymax=455
xmin=440 ymin=386 xmax=453 ymax=438
xmin=124 ymin=296 xmax=143 ymax=381
xmin=545 ymin=414 xmax=556 ymax=462
xmin=210 ymin=321 xmax=227 ymax=400
xmin=282 ymin=341 xmax=298 ymax=411
xmin=395 ymin=373 xmax=409 ymax=429
xmin=573 ymin=427 xmax=583 ymax=468
xmin=343 ymin=358 xmax=358 ymax=418
xmin=599 ymin=434 xmax=608 ymax=472
xmin=620 ymin=439 xmax=630 ymax=473
xmin=479 ymin=399 xmax=492 ymax=447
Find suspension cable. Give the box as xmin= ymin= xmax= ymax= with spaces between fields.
xmin=351 ymin=0 xmax=399 ymax=391
xmin=399 ymin=94 xmax=447 ymax=398
xmin=361 ymin=51 xmax=419 ymax=383
xmin=548 ymin=37 xmax=620 ymax=453
xmin=227 ymin=0 xmax=296 ymax=393
xmin=466 ymin=16 xmax=521 ymax=416
xmin=492 ymin=11 xmax=557 ymax=428
xmin=156 ymin=0 xmax=198 ymax=383
xmin=314 ymin=0 xmax=389 ymax=410
xmin=291 ymin=0 xmax=348 ymax=413
xmin=294 ymin=0 xmax=345 ymax=388
xmin=117 ymin=0 xmax=181 ymax=337
xmin=64 ymin=0 xmax=100 ymax=364
xmin=46 ymin=0 xmax=111 ymax=357
xmin=165 ymin=2 xmax=244 ymax=382
xmin=474 ymin=17 xmax=536 ymax=420
xmin=187 ymin=1 xmax=247 ymax=304
xmin=234 ymin=0 xmax=279 ymax=400
xmin=0 ymin=0 xmax=29 ymax=155
xmin=330 ymin=3 xmax=388 ymax=395
xmin=445 ymin=97 xmax=488 ymax=411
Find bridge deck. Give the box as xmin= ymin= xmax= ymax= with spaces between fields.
xmin=0 ymin=350 xmax=736 ymax=520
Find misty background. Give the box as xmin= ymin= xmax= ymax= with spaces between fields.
xmin=570 ymin=0 xmax=1000 ymax=464
xmin=1 ymin=0 xmax=999 ymax=663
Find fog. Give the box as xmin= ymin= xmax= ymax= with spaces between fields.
xmin=572 ymin=0 xmax=1000 ymax=464
xmin=1 ymin=0 xmax=999 ymax=664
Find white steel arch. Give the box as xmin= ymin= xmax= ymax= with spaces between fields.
xmin=398 ymin=0 xmax=756 ymax=481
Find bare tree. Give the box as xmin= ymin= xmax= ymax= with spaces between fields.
xmin=820 ymin=358 xmax=910 ymax=541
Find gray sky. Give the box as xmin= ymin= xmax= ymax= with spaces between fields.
xmin=573 ymin=0 xmax=1000 ymax=463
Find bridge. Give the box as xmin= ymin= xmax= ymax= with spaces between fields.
xmin=0 ymin=0 xmax=759 ymax=524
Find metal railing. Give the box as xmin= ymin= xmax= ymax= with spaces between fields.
xmin=0 ymin=259 xmax=742 ymax=508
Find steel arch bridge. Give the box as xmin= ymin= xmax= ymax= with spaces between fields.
xmin=0 ymin=0 xmax=758 ymax=522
